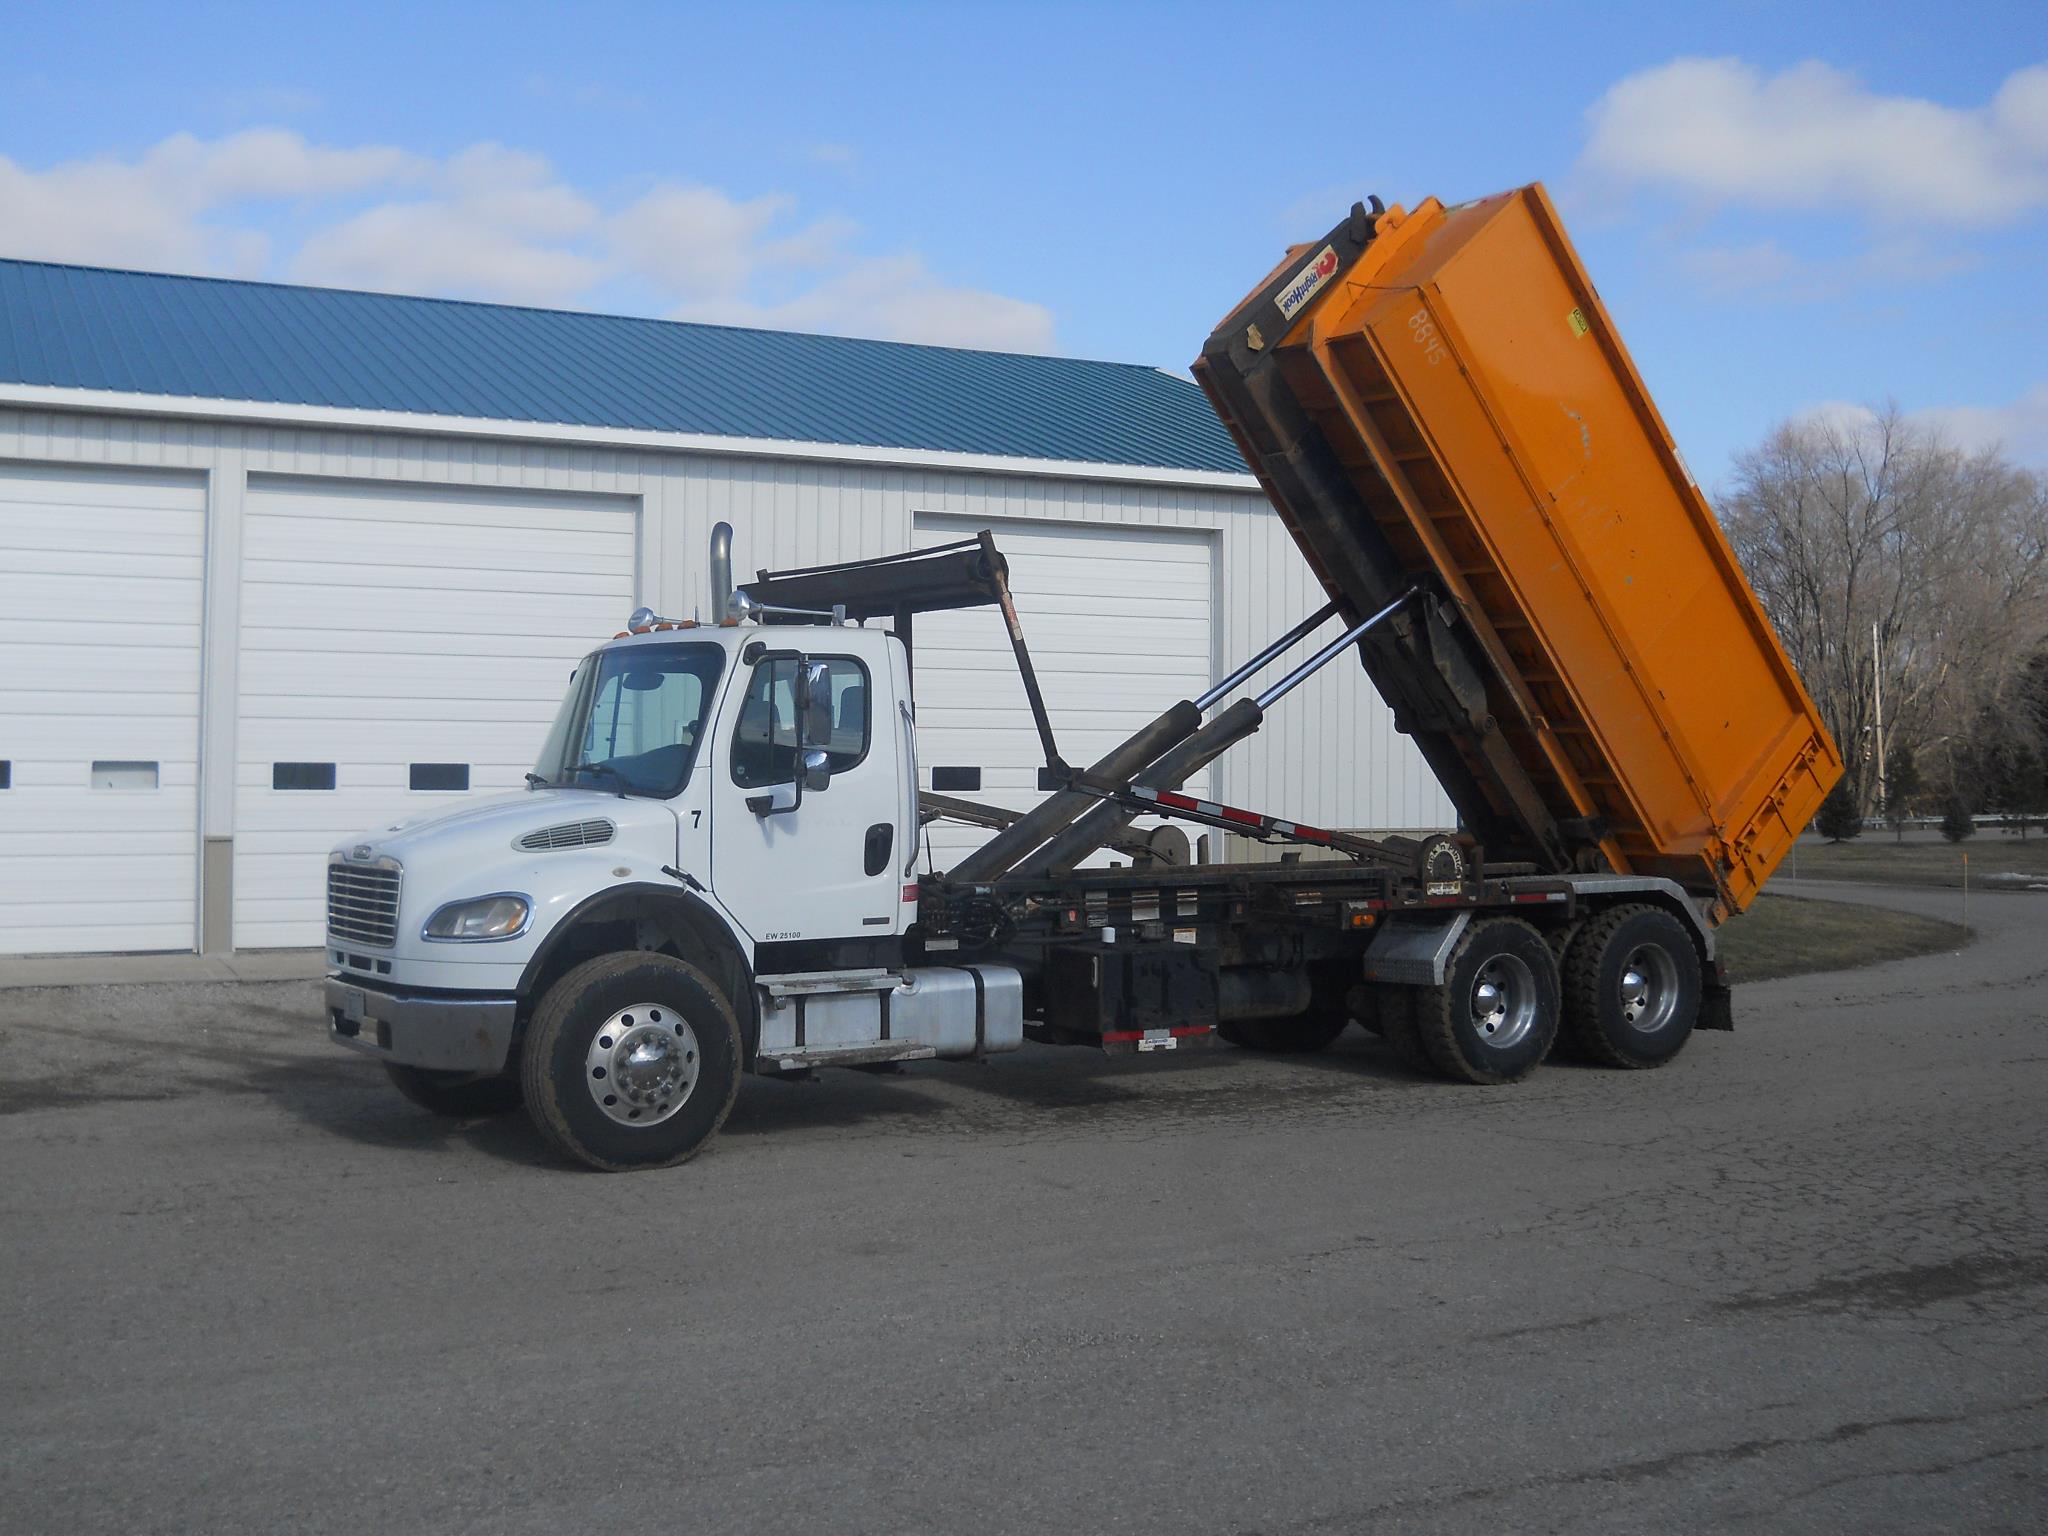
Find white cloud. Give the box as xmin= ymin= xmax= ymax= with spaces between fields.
xmin=607 ymin=185 xmax=809 ymax=300
xmin=0 ymin=129 xmax=1055 ymax=351
xmin=0 ymin=128 xmax=419 ymax=274
xmin=1795 ymin=388 xmax=2048 ymax=466
xmin=1914 ymin=383 xmax=2048 ymax=464
xmin=684 ymin=252 xmax=1055 ymax=353
xmin=1674 ymin=235 xmax=1978 ymax=301
xmin=291 ymin=143 xmax=603 ymax=304
xmin=1583 ymin=58 xmax=2048 ymax=225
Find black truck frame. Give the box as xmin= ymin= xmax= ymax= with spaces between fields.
xmin=735 ymin=529 xmax=1730 ymax=1083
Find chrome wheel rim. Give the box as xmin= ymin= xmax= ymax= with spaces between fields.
xmin=585 ymin=1003 xmax=699 ymax=1126
xmin=1469 ymin=953 xmax=1538 ymax=1050
xmin=1618 ymin=945 xmax=1680 ymax=1035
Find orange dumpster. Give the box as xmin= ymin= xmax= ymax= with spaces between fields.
xmin=1196 ymin=184 xmax=1841 ymax=917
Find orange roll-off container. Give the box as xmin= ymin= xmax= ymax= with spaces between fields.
xmin=1194 ymin=184 xmax=1841 ymax=919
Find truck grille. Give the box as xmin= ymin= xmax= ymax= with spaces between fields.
xmin=328 ymin=862 xmax=402 ymax=948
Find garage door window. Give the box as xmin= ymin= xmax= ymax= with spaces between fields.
xmin=730 ymin=656 xmax=869 ymax=788
xmin=93 ymin=760 xmax=160 ymax=790
xmin=272 ymin=762 xmax=336 ymax=791
xmin=409 ymin=763 xmax=470 ymax=791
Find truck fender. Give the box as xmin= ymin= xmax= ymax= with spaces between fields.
xmin=515 ymin=882 xmax=760 ymax=1057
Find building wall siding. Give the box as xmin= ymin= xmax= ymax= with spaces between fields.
xmin=0 ymin=405 xmax=1454 ymax=876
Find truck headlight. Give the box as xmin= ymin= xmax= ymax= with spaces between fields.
xmin=422 ymin=894 xmax=531 ymax=942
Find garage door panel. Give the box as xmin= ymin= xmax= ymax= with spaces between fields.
xmin=0 ymin=620 xmax=198 ymax=652
xmin=10 ymin=548 xmax=206 ymax=579
xmin=913 ymin=515 xmax=1214 ymax=872
xmin=1 ymin=518 xmax=201 ymax=553
xmin=242 ymin=499 xmax=631 ymax=542
xmin=0 ymin=462 xmax=203 ymax=955
xmin=4 ymin=583 xmax=205 ymax=625
xmin=234 ymin=478 xmax=636 ymax=948
xmin=1 ymin=471 xmax=198 ymax=510
xmin=3 ymin=829 xmax=198 ymax=858
xmin=238 ymin=627 xmax=595 ymax=662
xmin=246 ymin=520 xmax=635 ymax=567
xmin=239 ymin=654 xmax=585 ymax=698
xmin=0 ymin=851 xmax=197 ymax=896
xmin=0 ymin=913 xmax=199 ymax=954
xmin=243 ymin=559 xmax=632 ymax=598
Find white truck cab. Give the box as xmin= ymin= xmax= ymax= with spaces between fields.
xmin=325 ymin=593 xmax=1022 ymax=1171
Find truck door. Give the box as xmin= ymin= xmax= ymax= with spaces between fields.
xmin=708 ymin=647 xmax=904 ymax=960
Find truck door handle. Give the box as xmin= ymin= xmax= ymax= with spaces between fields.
xmin=864 ymin=823 xmax=894 ymax=877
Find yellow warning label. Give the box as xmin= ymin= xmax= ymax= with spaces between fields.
xmin=1567 ymin=307 xmax=1590 ymax=338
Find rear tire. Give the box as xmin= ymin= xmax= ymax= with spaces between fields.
xmin=1377 ymin=989 xmax=1435 ymax=1076
xmin=521 ymin=952 xmax=742 ymax=1171
xmin=383 ymin=1062 xmax=523 ymax=1117
xmin=1562 ymin=905 xmax=1700 ymax=1069
xmin=1410 ymin=918 xmax=1559 ymax=1084
xmin=1218 ymin=1015 xmax=1349 ymax=1053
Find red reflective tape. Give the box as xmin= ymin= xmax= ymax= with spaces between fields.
xmin=1513 ymin=892 xmax=1553 ymax=903
xmin=1102 ymin=1025 xmax=1215 ymax=1044
xmin=1219 ymin=805 xmax=1262 ymax=826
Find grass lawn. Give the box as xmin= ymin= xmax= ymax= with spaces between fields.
xmin=1716 ymin=892 xmax=1968 ymax=985
xmin=1779 ymin=834 xmax=2048 ymax=890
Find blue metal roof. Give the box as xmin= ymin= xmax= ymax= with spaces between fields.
xmin=0 ymin=258 xmax=1248 ymax=475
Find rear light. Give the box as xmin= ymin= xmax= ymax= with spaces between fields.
xmin=901 ymin=883 xmax=920 ymax=903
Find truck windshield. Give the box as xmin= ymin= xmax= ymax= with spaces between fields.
xmin=533 ymin=643 xmax=726 ymax=798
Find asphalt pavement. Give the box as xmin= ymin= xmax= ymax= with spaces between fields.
xmin=2 ymin=882 xmax=2043 ymax=1534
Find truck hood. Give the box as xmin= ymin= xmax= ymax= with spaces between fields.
xmin=333 ymin=787 xmax=680 ymax=868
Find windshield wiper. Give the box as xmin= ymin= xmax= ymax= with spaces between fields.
xmin=564 ymin=761 xmax=630 ymax=797
xmin=523 ymin=772 xmax=548 ymax=788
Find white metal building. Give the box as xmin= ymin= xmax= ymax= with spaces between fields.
xmin=0 ymin=258 xmax=1452 ymax=957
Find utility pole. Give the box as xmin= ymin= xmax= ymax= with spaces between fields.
xmin=1872 ymin=619 xmax=1887 ymax=824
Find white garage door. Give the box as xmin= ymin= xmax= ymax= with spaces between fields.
xmin=911 ymin=515 xmax=1215 ymax=871
xmin=0 ymin=463 xmax=204 ymax=954
xmin=234 ymin=478 xmax=637 ymax=948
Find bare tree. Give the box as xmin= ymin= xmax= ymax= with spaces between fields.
xmin=1720 ymin=405 xmax=2048 ymax=809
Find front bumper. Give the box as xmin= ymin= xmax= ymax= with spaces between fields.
xmin=325 ymin=976 xmax=519 ymax=1074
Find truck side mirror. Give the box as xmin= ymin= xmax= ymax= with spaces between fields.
xmin=800 ymin=747 xmax=833 ymax=793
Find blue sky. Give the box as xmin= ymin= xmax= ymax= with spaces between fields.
xmin=3 ymin=0 xmax=2044 ymax=485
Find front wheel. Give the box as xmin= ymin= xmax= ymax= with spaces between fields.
xmin=1562 ymin=905 xmax=1701 ymax=1069
xmin=520 ymin=952 xmax=742 ymax=1171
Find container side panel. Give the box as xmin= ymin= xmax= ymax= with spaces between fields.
xmin=1246 ymin=185 xmax=1841 ymax=911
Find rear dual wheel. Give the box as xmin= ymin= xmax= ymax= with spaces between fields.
xmin=1561 ymin=905 xmax=1701 ymax=1069
xmin=1405 ymin=917 xmax=1560 ymax=1084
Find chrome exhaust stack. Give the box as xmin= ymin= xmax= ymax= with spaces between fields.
xmin=709 ymin=521 xmax=734 ymax=619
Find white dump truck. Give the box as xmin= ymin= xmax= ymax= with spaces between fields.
xmin=324 ymin=186 xmax=1841 ymax=1171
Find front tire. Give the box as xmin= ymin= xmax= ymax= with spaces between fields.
xmin=384 ymin=1062 xmax=523 ymax=1117
xmin=1561 ymin=905 xmax=1700 ymax=1069
xmin=1409 ymin=918 xmax=1560 ymax=1084
xmin=520 ymin=952 xmax=742 ymax=1171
